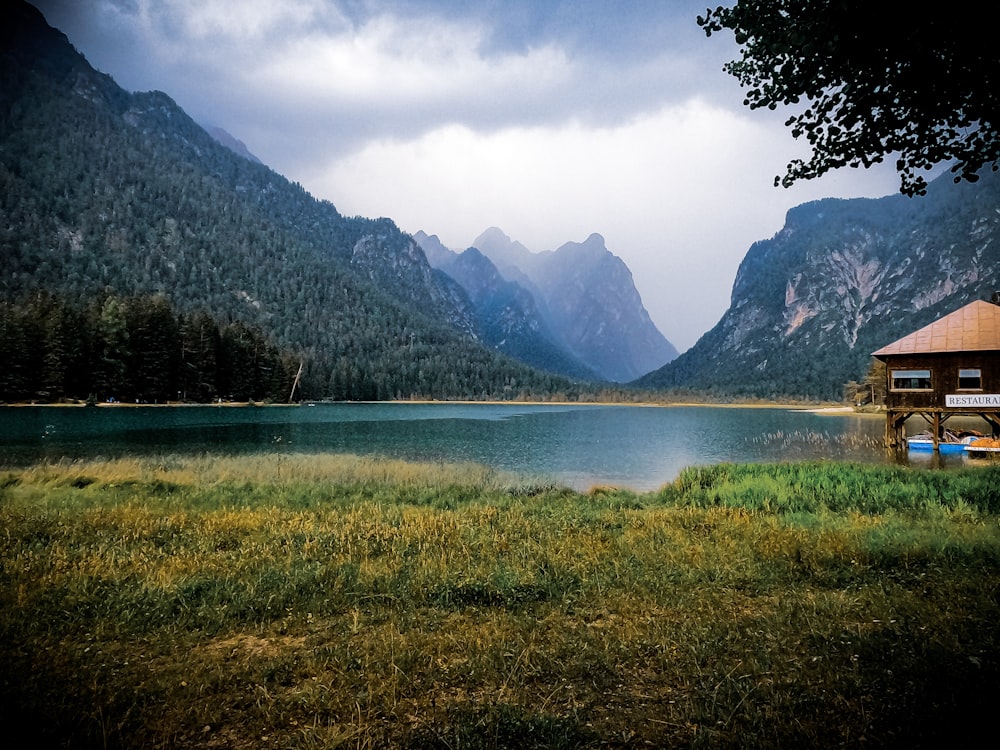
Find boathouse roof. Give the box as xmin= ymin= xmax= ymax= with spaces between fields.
xmin=872 ymin=299 xmax=1000 ymax=357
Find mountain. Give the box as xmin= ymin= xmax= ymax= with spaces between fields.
xmin=414 ymin=232 xmax=598 ymax=381
xmin=636 ymin=170 xmax=1000 ymax=400
xmin=420 ymin=228 xmax=679 ymax=382
xmin=0 ymin=0 xmax=583 ymax=402
xmin=469 ymin=227 xmax=540 ymax=289
xmin=520 ymin=232 xmax=678 ymax=383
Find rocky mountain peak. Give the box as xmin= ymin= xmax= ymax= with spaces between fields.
xmin=428 ymin=228 xmax=677 ymax=382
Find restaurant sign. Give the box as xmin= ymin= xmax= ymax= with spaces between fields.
xmin=946 ymin=394 xmax=1000 ymax=407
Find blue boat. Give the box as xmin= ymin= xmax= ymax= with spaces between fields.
xmin=907 ymin=433 xmax=978 ymax=454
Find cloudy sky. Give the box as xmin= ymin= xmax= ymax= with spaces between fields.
xmin=34 ymin=0 xmax=907 ymax=352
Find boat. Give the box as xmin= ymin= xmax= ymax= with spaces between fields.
xmin=965 ymin=437 xmax=1000 ymax=456
xmin=906 ymin=432 xmax=979 ymax=454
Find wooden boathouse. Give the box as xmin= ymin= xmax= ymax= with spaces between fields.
xmin=872 ymin=298 xmax=1000 ymax=450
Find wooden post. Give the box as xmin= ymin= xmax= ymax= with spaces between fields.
xmin=288 ymin=361 xmax=303 ymax=403
xmin=885 ymin=410 xmax=910 ymax=450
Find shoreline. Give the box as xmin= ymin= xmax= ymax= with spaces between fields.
xmin=2 ymin=398 xmax=853 ymax=411
xmin=0 ymin=400 xmax=293 ymax=408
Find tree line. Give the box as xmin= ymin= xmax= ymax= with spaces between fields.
xmin=0 ymin=292 xmax=299 ymax=404
xmin=0 ymin=292 xmax=627 ymax=404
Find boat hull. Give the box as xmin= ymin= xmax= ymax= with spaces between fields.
xmin=907 ymin=439 xmax=971 ymax=454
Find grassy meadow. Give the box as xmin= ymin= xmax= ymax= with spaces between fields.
xmin=2 ymin=454 xmax=1000 ymax=748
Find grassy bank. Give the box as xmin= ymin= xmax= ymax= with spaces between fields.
xmin=2 ymin=455 xmax=999 ymax=748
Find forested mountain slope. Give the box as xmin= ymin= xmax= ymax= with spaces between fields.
xmin=636 ymin=170 xmax=1000 ymax=400
xmin=0 ymin=1 xmax=582 ymax=402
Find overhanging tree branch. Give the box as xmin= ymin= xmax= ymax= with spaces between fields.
xmin=698 ymin=1 xmax=1000 ymax=195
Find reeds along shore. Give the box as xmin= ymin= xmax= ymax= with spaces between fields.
xmin=2 ymin=455 xmax=1000 ymax=749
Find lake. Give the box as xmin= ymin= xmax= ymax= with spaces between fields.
xmin=0 ymin=402 xmax=971 ymax=491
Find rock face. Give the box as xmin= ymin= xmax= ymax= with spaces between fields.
xmin=349 ymin=223 xmax=478 ymax=338
xmin=636 ymin=171 xmax=1000 ymax=400
xmin=413 ymin=233 xmax=596 ymax=380
xmin=521 ymin=233 xmax=678 ymax=383
xmin=419 ymin=228 xmax=678 ymax=383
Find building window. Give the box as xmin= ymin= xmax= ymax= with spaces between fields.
xmin=958 ymin=368 xmax=982 ymax=390
xmin=891 ymin=369 xmax=932 ymax=390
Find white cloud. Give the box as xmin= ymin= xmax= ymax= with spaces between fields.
xmin=309 ymin=99 xmax=900 ymax=351
xmin=149 ymin=0 xmax=332 ymax=41
xmin=253 ymin=15 xmax=572 ymax=108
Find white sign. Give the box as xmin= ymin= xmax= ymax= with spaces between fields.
xmin=946 ymin=394 xmax=1000 ymax=407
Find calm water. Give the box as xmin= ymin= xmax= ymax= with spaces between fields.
xmin=0 ymin=402 xmax=968 ymax=491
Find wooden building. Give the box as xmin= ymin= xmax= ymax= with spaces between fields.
xmin=872 ymin=299 xmax=1000 ymax=449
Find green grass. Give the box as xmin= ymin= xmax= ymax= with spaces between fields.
xmin=2 ymin=455 xmax=1000 ymax=748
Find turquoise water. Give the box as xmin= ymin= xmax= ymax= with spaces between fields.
xmin=0 ymin=402 xmax=954 ymax=490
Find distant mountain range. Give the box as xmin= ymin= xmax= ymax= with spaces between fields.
xmin=415 ymin=229 xmax=678 ymax=382
xmin=636 ymin=170 xmax=1000 ymax=400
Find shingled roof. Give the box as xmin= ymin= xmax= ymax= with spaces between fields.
xmin=872 ymin=300 xmax=1000 ymax=357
